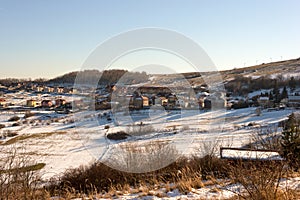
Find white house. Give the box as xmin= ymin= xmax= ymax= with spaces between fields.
xmin=288 ymin=96 xmax=300 ymax=107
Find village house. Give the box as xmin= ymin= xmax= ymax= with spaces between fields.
xmin=213 ymin=97 xmax=227 ymax=109
xmin=198 ymin=97 xmax=205 ymax=109
xmin=193 ymin=84 xmax=209 ymax=93
xmin=197 ymin=92 xmax=210 ymax=109
xmin=132 ymin=96 xmax=143 ymax=109
xmin=167 ymin=94 xmax=177 ymax=107
xmin=55 ymin=98 xmax=66 ymax=107
xmin=44 ymin=87 xmax=54 ymax=93
xmin=41 ymin=100 xmax=53 ymax=108
xmin=226 ymin=99 xmax=237 ymax=109
xmin=105 ymin=85 xmax=117 ymax=93
xmin=54 ymin=87 xmax=64 ymax=93
xmin=288 ymin=95 xmax=300 ymax=107
xmin=72 ymin=99 xmax=84 ymax=109
xmin=26 ymin=99 xmax=38 ymax=107
xmin=199 ymin=92 xmax=226 ymax=110
xmin=258 ymin=96 xmax=270 ymax=108
xmin=176 ymin=99 xmax=188 ymax=108
xmin=35 ymin=86 xmax=44 ymax=92
xmin=66 ymin=88 xmax=78 ymax=94
xmin=142 ymin=96 xmax=149 ymax=107
xmin=155 ymin=96 xmax=168 ymax=106
xmin=128 ymin=94 xmax=149 ymax=109
xmin=0 ymin=98 xmax=6 ymax=107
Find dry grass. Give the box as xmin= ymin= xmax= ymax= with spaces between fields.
xmin=126 ymin=124 xmax=156 ymax=136
xmin=0 ymin=146 xmax=46 ymax=199
xmin=2 ymin=131 xmax=67 ymax=145
xmin=227 ymin=160 xmax=286 ymax=200
xmin=0 ymin=162 xmax=45 ymax=174
xmin=47 ymin=141 xmax=231 ymax=198
xmin=1 ymin=126 xmax=300 ymax=199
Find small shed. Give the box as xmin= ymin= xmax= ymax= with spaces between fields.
xmin=220 ymin=147 xmax=284 ymax=162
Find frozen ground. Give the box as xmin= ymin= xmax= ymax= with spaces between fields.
xmin=0 ymin=107 xmax=299 ymax=199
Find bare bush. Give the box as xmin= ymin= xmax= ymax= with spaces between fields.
xmin=2 ymin=130 xmax=18 ymax=138
xmin=126 ymin=124 xmax=156 ymax=136
xmin=104 ymin=125 xmax=110 ymax=129
xmin=106 ymin=140 xmax=178 ymax=173
xmin=8 ymin=116 xmax=20 ymax=122
xmin=106 ymin=131 xmax=130 ymax=140
xmin=228 ymin=160 xmax=286 ymax=200
xmin=0 ymin=146 xmax=45 ymax=199
xmin=12 ymin=122 xmax=20 ymax=127
xmin=248 ymin=126 xmax=282 ymax=150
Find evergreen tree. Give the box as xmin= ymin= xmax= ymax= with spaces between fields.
xmin=281 ymin=86 xmax=288 ymax=100
xmin=289 ymin=76 xmax=296 ymax=92
xmin=269 ymin=91 xmax=274 ymax=100
xmin=281 ymin=113 xmax=300 ymax=170
xmin=273 ymin=80 xmax=280 ymax=103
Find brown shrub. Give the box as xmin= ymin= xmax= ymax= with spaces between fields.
xmin=8 ymin=116 xmax=20 ymax=122
xmin=228 ymin=160 xmax=286 ymax=200
xmin=106 ymin=131 xmax=130 ymax=140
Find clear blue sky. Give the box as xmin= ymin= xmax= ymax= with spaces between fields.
xmin=0 ymin=0 xmax=300 ymax=79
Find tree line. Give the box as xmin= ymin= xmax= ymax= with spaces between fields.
xmin=48 ymin=69 xmax=149 ymax=85
xmin=225 ymin=75 xmax=299 ymax=96
xmin=0 ymin=69 xmax=149 ymax=87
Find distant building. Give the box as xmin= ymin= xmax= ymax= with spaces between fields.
xmin=288 ymin=95 xmax=300 ymax=107
xmin=67 ymin=88 xmax=78 ymax=94
xmin=41 ymin=100 xmax=53 ymax=107
xmin=203 ymin=92 xmax=227 ymax=110
xmin=141 ymin=96 xmax=149 ymax=107
xmin=204 ymin=99 xmax=212 ymax=109
xmin=26 ymin=99 xmax=37 ymax=107
xmin=167 ymin=94 xmax=177 ymax=107
xmin=198 ymin=97 xmax=206 ymax=109
xmin=36 ymin=86 xmax=44 ymax=92
xmin=55 ymin=99 xmax=66 ymax=107
xmin=0 ymin=98 xmax=6 ymax=107
xmin=258 ymin=96 xmax=270 ymax=108
xmin=44 ymin=87 xmax=54 ymax=93
xmin=132 ymin=96 xmax=143 ymax=109
xmin=155 ymin=96 xmax=168 ymax=106
xmin=176 ymin=99 xmax=187 ymax=108
xmin=129 ymin=95 xmax=149 ymax=109
xmin=54 ymin=87 xmax=64 ymax=93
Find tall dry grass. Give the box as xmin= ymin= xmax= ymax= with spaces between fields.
xmin=0 ymin=146 xmax=46 ymax=199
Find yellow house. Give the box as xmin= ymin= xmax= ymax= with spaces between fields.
xmin=141 ymin=96 xmax=149 ymax=107
xmin=26 ymin=99 xmax=37 ymax=107
xmin=0 ymin=98 xmax=6 ymax=107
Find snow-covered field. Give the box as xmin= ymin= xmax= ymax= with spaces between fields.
xmin=0 ymin=107 xmax=299 ymax=199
